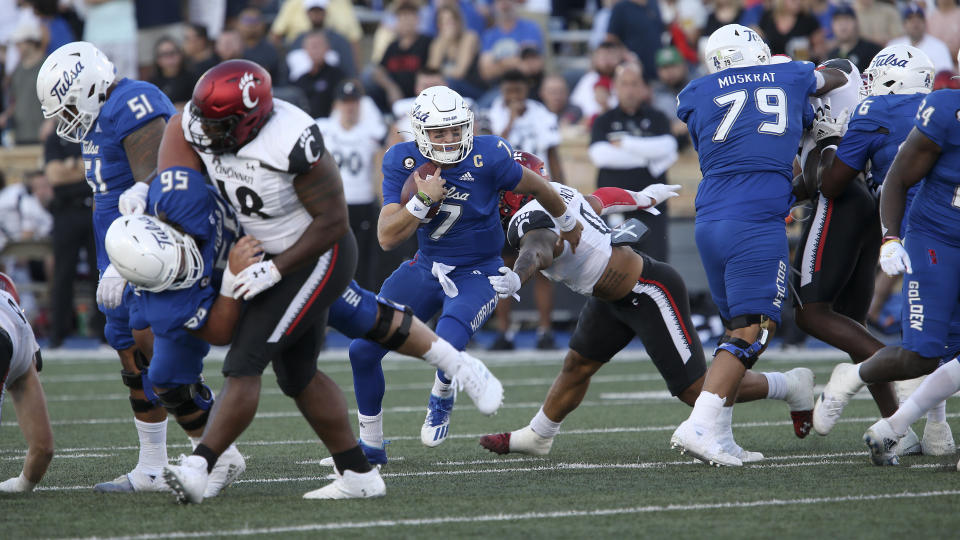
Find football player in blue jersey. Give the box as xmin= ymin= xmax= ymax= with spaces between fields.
xmin=36 ymin=41 xmax=178 ymax=491
xmin=671 ymin=24 xmax=847 ymax=466
xmin=348 ymin=85 xmax=581 ymax=451
xmin=804 ymin=47 xmax=955 ymax=456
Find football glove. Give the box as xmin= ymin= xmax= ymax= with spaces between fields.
xmin=488 ymin=266 xmax=522 ymax=300
xmin=118 ymin=182 xmax=149 ymax=216
xmin=812 ymin=101 xmax=848 ymax=144
xmin=635 ymin=184 xmax=681 ymax=216
xmin=96 ymin=264 xmax=126 ymax=309
xmin=879 ymin=238 xmax=912 ymax=276
xmin=232 ymin=260 xmax=281 ymax=300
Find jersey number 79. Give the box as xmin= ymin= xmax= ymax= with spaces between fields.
xmin=712 ymin=88 xmax=787 ymax=142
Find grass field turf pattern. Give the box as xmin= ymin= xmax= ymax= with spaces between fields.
xmin=2 ymin=349 xmax=958 ymax=539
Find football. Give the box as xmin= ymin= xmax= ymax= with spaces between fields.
xmin=401 ymin=162 xmax=442 ymax=219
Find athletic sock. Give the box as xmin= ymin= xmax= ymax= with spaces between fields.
xmin=358 ymin=411 xmax=384 ymax=448
xmin=432 ymin=371 xmax=455 ymax=399
xmin=422 ymin=339 xmax=459 ymax=374
xmin=927 ymin=401 xmax=947 ymax=423
xmin=189 ymin=436 xmax=202 ymax=451
xmin=332 ymin=445 xmax=373 ymax=475
xmin=529 ymin=407 xmax=562 ymax=439
xmin=888 ymin=361 xmax=960 ymax=435
xmin=193 ymin=443 xmax=220 ymax=474
xmin=134 ymin=418 xmax=168 ymax=477
xmin=763 ymin=372 xmax=788 ymax=400
xmin=689 ymin=391 xmax=724 ymax=429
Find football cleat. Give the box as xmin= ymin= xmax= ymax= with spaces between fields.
xmin=896 ymin=427 xmax=922 ymax=456
xmin=163 ymin=455 xmax=209 ymax=504
xmin=921 ymin=420 xmax=956 ymax=456
xmin=480 ymin=426 xmax=554 ymax=456
xmin=863 ymin=419 xmax=902 ymax=466
xmin=320 ymin=439 xmax=390 ymax=467
xmin=420 ymin=393 xmax=455 ymax=447
xmin=670 ymin=420 xmax=743 ymax=467
xmin=203 ymin=444 xmax=245 ymax=498
xmin=784 ymin=367 xmax=815 ymax=438
xmin=813 ymin=363 xmax=863 ymax=435
xmin=93 ymin=469 xmax=170 ymax=493
xmin=717 ymin=427 xmax=764 ymax=463
xmin=454 ymin=352 xmax=504 ymax=416
xmin=302 ymin=468 xmax=386 ymax=500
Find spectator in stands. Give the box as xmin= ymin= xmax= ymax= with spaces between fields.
xmin=928 ymin=0 xmax=960 ymax=61
xmin=134 ymin=0 xmax=185 ymax=78
xmin=29 ymin=0 xmax=75 ymax=55
xmin=810 ymin=0 xmax=837 ymax=42
xmin=650 ymin=47 xmax=690 ymax=138
xmin=827 ymin=5 xmax=881 ymax=73
xmin=478 ymin=0 xmax=544 ymax=88
xmin=889 ymin=4 xmax=954 ymax=73
xmin=570 ymin=40 xmax=623 ymax=125
xmin=588 ymin=62 xmax=677 ymax=261
xmin=0 ymin=169 xmax=53 ymax=246
xmin=539 ymin=74 xmax=582 ymax=127
xmin=606 ymin=0 xmax=664 ymax=81
xmin=518 ymin=45 xmax=545 ymax=99
xmin=372 ymin=2 xmax=432 ymax=108
xmin=665 ymin=0 xmax=707 ymax=65
xmin=294 ymin=30 xmax=346 ymax=118
xmin=42 ymin=131 xmax=97 ymax=348
xmin=215 ymin=29 xmax=245 ymax=62
xmin=149 ymin=37 xmax=194 ymax=109
xmin=854 ymin=0 xmax=903 ymax=47
xmin=703 ymin=0 xmax=763 ymax=37
xmin=0 ymin=22 xmax=45 ymax=145
xmin=423 ymin=0 xmax=487 ymax=37
xmin=426 ymin=3 xmax=485 ymax=100
xmin=182 ymin=23 xmax=218 ymax=79
xmin=273 ymin=0 xmax=362 ymax=69
xmin=758 ymin=0 xmax=823 ymax=61
xmin=283 ymin=0 xmax=358 ymax=79
xmin=237 ymin=7 xmax=283 ymax=81
xmin=83 ymin=0 xmax=138 ymax=80
xmin=589 ymin=0 xmax=616 ymax=50
xmin=389 ymin=67 xmax=448 ymax=145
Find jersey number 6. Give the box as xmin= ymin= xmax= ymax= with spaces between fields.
xmin=712 ymin=88 xmax=787 ymax=142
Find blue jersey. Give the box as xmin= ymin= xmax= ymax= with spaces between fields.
xmin=381 ymin=135 xmax=523 ymax=265
xmin=908 ymin=90 xmax=960 ymax=246
xmin=677 ymin=61 xmax=818 ymax=221
xmin=81 ymin=78 xmax=175 ymax=213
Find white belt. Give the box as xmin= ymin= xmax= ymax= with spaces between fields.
xmin=431 ymin=262 xmax=459 ymax=298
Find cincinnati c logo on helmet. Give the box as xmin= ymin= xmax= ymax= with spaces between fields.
xmin=240 ymin=72 xmax=259 ymax=108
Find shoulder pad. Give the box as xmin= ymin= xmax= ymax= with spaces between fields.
xmin=506 ymin=207 xmax=554 ymax=249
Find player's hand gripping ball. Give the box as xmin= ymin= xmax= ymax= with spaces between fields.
xmin=401 ymin=162 xmax=445 ymax=219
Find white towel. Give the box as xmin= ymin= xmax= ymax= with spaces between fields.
xmin=431 ymin=261 xmax=459 ymax=298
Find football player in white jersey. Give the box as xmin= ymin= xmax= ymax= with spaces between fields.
xmin=0 ymin=273 xmax=53 ymax=493
xmin=479 ymin=152 xmax=817 ymax=461
xmin=317 ymin=80 xmax=387 ymax=289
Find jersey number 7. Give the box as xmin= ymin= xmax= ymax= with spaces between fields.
xmin=712 ymin=88 xmax=787 ymax=142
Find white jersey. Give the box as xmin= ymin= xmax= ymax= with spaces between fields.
xmin=506 ymin=183 xmax=612 ymax=296
xmin=800 ymin=60 xmax=861 ymax=170
xmin=487 ymin=98 xmax=561 ymax=175
xmin=0 ymin=290 xmax=38 ymax=390
xmin=183 ymin=99 xmax=325 ymax=254
xmin=316 ymin=115 xmax=385 ymax=205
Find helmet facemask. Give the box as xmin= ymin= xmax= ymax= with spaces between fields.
xmin=413 ymin=114 xmax=474 ymax=164
xmin=187 ymin=102 xmax=241 ymax=154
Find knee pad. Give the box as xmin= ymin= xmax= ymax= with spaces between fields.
xmin=723 ymin=314 xmax=765 ymax=331
xmin=121 ymin=369 xmax=143 ymax=390
xmin=156 ymin=382 xmax=214 ymax=420
xmin=715 ymin=328 xmax=770 ymax=369
xmin=364 ymin=297 xmax=414 ymax=350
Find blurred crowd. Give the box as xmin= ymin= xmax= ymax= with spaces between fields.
xmin=0 ymin=0 xmax=955 ymax=347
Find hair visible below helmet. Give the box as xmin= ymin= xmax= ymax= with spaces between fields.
xmin=498 ymin=150 xmax=547 ymax=230
xmin=0 ymin=272 xmax=20 ymax=306
xmin=411 ymin=86 xmax=474 ymax=164
xmin=105 ymin=215 xmax=204 ymax=293
xmin=36 ymin=41 xmax=116 ymax=143
xmin=704 ymin=24 xmax=771 ymax=74
xmin=862 ymin=45 xmax=934 ymax=99
xmin=187 ymin=59 xmax=274 ymax=154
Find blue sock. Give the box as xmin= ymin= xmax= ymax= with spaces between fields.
xmin=348 ymin=338 xmax=388 ymax=416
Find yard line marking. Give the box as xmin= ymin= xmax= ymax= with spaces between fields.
xmin=296 ymin=457 xmax=406 ymax=465
xmin=1 ymin=453 xmax=113 ymax=461
xmin=433 ymin=457 xmax=545 ymax=466
xmin=55 ymin=489 xmax=960 ymax=539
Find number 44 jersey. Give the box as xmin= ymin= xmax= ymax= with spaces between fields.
xmin=677 ymin=61 xmax=818 ymax=222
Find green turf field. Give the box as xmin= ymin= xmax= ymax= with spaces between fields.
xmin=2 ymin=349 xmax=958 ymax=539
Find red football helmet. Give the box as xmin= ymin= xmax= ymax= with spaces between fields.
xmin=498 ymin=150 xmax=548 ymax=230
xmin=187 ymin=59 xmax=274 ymax=154
xmin=0 ymin=272 xmax=20 ymax=305
xmin=934 ymin=70 xmax=960 ymax=91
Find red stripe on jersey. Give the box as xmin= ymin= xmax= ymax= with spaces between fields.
xmin=284 ymin=245 xmax=339 ymax=337
xmin=637 ymin=276 xmax=693 ymax=345
xmin=814 ymin=198 xmax=834 ymax=272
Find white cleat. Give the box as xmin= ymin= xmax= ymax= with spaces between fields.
xmin=302 ymin=468 xmax=386 ymax=500
xmin=454 ymin=352 xmax=504 ymax=416
xmin=670 ymin=420 xmax=742 ymax=467
xmin=813 ymin=363 xmax=863 ymax=435
xmin=896 ymin=427 xmax=922 ymax=456
xmin=717 ymin=428 xmax=764 ymax=463
xmin=163 ymin=455 xmax=209 ymax=504
xmin=93 ymin=468 xmax=170 ymax=493
xmin=921 ymin=420 xmax=956 ymax=456
xmin=420 ymin=393 xmax=455 ymax=447
xmin=204 ymin=444 xmax=245 ymax=498
xmin=863 ymin=419 xmax=902 ymax=466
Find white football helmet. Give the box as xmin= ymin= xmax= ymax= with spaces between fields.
xmin=36 ymin=41 xmax=116 ymax=143
xmin=410 ymin=86 xmax=474 ymax=164
xmin=105 ymin=215 xmax=204 ymax=293
xmin=862 ymin=45 xmax=933 ymax=99
xmin=704 ymin=24 xmax=771 ymax=74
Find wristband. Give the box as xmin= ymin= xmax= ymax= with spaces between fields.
xmin=220 ymin=264 xmax=237 ymax=297
xmin=554 ymin=204 xmax=577 ymax=232
xmin=415 ymin=190 xmax=435 ymax=206
xmin=882 ymin=235 xmax=901 ymax=244
xmin=405 ymin=196 xmax=431 ymax=220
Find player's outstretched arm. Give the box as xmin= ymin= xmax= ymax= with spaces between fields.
xmin=1 ymin=361 xmax=53 ymax=491
xmin=880 ymin=127 xmax=940 ymax=238
xmin=513 ymin=167 xmax=582 ymax=251
xmin=490 ymin=228 xmax=557 ymax=299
